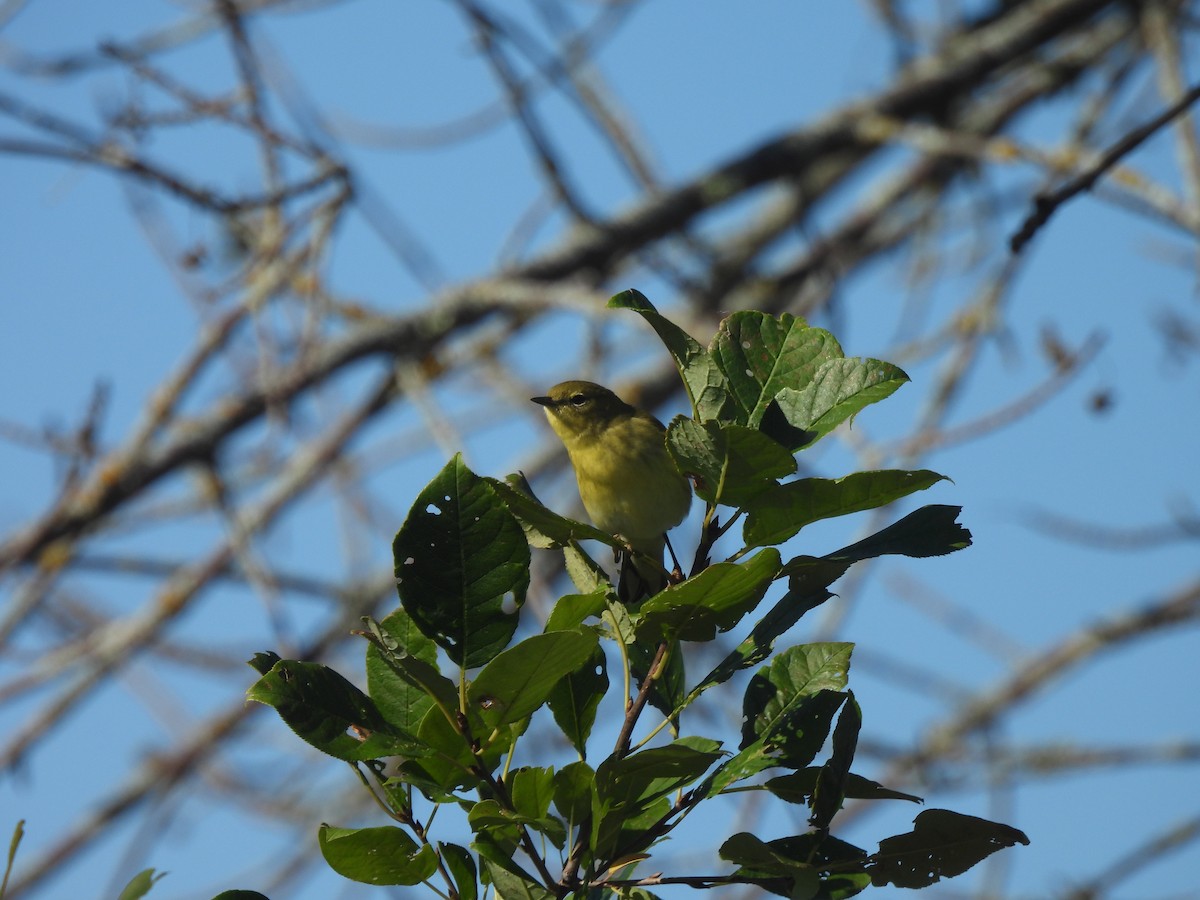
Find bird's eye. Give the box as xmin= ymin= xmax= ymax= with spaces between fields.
xmin=570 ymin=393 xmax=588 ymax=407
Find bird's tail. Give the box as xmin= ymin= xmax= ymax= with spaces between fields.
xmin=617 ymin=535 xmax=671 ymax=603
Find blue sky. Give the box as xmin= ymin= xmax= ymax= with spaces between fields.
xmin=2 ymin=2 xmax=1198 ymax=898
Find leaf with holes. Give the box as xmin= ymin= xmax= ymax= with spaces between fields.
xmin=394 ymin=454 xmax=530 ymax=668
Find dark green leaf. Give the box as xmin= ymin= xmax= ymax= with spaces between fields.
xmin=742 ymin=643 xmax=854 ymax=746
xmin=364 ymin=609 xmax=447 ymax=733
xmin=666 ymin=418 xmax=796 ymax=506
xmin=764 ymin=690 xmax=846 ymax=770
xmin=439 ymin=842 xmax=477 ymax=900
xmin=592 ymin=796 xmax=670 ymax=861
xmin=869 ymin=810 xmax=1029 ymax=888
xmin=247 ymin=659 xmax=425 ymax=761
xmin=775 ymin=358 xmax=909 ymax=443
xmin=695 ymin=736 xmax=777 ymax=799
xmin=507 ymin=767 xmax=554 ymax=821
xmin=782 ymin=505 xmax=972 ymax=593
xmin=117 ymin=869 xmax=166 ymax=900
xmin=636 ymin=549 xmax=781 ymax=642
xmin=553 ymin=760 xmax=596 ymax=826
xmin=595 ymin=737 xmax=723 ymax=811
xmin=629 ymin=635 xmax=686 ymax=720
xmin=711 ymin=312 xmax=843 ymax=427
xmin=469 ymin=630 xmax=598 ymax=734
xmin=318 ymin=825 xmax=438 ymax=886
xmin=479 ymin=858 xmax=556 ymax=899
xmin=720 ymin=833 xmax=820 ymax=899
xmin=765 ymin=770 xmax=922 ymax=806
xmin=809 ymin=692 xmax=861 ymax=831
xmin=729 ymin=834 xmax=869 ymax=900
xmin=397 ymin=705 xmax=480 ymax=793
xmin=609 ymin=289 xmax=733 ymax=422
xmin=394 ymin=454 xmax=530 ymax=668
xmin=247 ymin=651 xmax=280 ymax=676
xmin=839 ymin=503 xmax=972 ymax=559
xmin=468 ymin=799 xmax=566 ymax=849
xmin=547 ymin=642 xmax=607 ymax=757
xmin=744 ymin=470 xmax=948 ymax=547
xmin=688 ymin=587 xmax=832 ymax=701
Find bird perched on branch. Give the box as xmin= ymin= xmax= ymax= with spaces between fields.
xmin=532 ymin=380 xmax=691 ymax=601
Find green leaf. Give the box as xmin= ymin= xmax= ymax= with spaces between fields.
xmin=782 ymin=504 xmax=972 ymax=594
xmin=742 ymin=643 xmax=854 ymax=746
xmin=117 ymin=869 xmax=167 ymax=900
xmin=838 ymin=503 xmax=972 ymax=559
xmin=591 ymin=739 xmax=722 ymax=856
xmin=394 ymin=454 xmax=530 ymax=668
xmin=694 ymin=736 xmax=777 ymax=798
xmin=318 ymin=825 xmax=438 ymax=886
xmin=775 ymin=357 xmax=909 ymax=443
xmin=508 ymin=766 xmax=555 ymax=820
xmin=595 ymin=737 xmax=723 ymax=811
xmin=609 ymin=289 xmax=733 ymax=422
xmin=710 ymin=311 xmax=843 ymax=427
xmin=687 ymin=587 xmax=832 ymax=701
xmin=544 ymin=587 xmax=608 ymax=632
xmin=439 ymin=842 xmax=477 ymax=900
xmin=629 ymin=636 xmax=687 ymax=720
xmin=547 ymin=642 xmax=607 ymax=757
xmin=480 ymin=859 xmax=557 ymax=900
xmin=469 ymin=630 xmax=599 ymax=734
xmin=553 ymin=760 xmax=596 ymax=826
xmin=395 ymin=706 xmax=480 ymax=794
xmin=743 ymin=470 xmax=948 ymax=547
xmin=468 ymin=799 xmax=566 ymax=849
xmin=666 ymin=418 xmax=796 ymax=506
xmin=247 ymin=659 xmax=425 ymax=761
xmin=490 ymin=474 xmax=619 ymax=550
xmin=726 ymin=834 xmax=869 ymax=899
xmin=363 ymin=609 xmax=446 ymax=733
xmin=765 ymin=770 xmax=922 ymax=806
xmin=592 ymin=796 xmax=671 ymax=862
xmin=742 ymin=644 xmax=853 ymax=768
xmin=247 ymin=651 xmax=280 ymax=676
xmin=636 ymin=549 xmax=782 ymax=642
xmin=720 ymin=833 xmax=820 ymax=899
xmin=868 ymin=810 xmax=1030 ymax=888
xmin=563 ymin=542 xmax=611 ymax=594
xmin=809 ymin=691 xmax=861 ymax=831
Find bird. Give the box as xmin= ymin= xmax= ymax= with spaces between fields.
xmin=532 ymin=380 xmax=691 ymax=601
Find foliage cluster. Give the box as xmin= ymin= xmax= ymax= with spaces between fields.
xmin=241 ymin=293 xmax=1027 ymax=898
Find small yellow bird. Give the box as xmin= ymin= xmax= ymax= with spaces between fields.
xmin=532 ymin=380 xmax=691 ymax=600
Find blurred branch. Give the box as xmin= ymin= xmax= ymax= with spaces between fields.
xmin=1011 ymin=78 xmax=1200 ymax=252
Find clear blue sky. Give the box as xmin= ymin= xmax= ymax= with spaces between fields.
xmin=2 ymin=2 xmax=1198 ymax=898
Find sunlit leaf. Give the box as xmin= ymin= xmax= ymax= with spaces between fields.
xmin=743 ymin=470 xmax=947 ymax=547
xmin=468 ymin=630 xmax=598 ymax=733
xmin=318 ymin=825 xmax=437 ymax=886
xmin=666 ymin=417 xmax=796 ymax=506
xmin=636 ymin=549 xmax=781 ymax=642
xmin=710 ymin=311 xmax=842 ymax=427
xmin=775 ymin=357 xmax=908 ymax=443
xmin=609 ymin=289 xmax=733 ymax=422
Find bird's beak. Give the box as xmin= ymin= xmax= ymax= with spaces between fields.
xmin=531 ymin=396 xmax=553 ymax=407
